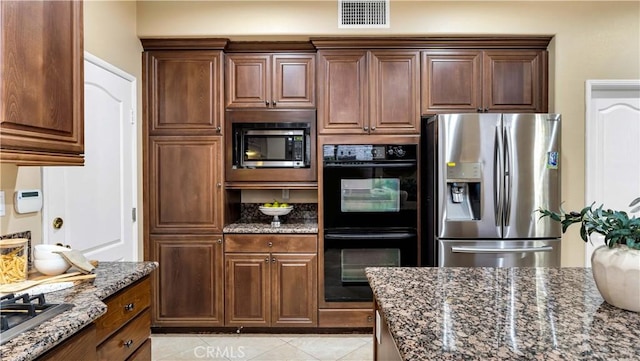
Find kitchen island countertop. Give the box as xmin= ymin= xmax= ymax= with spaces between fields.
xmin=366 ymin=267 xmax=640 ymax=360
xmin=1 ymin=261 xmax=158 ymax=361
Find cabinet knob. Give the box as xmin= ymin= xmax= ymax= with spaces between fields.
xmin=271 ymin=257 xmax=276 ymax=263
xmin=363 ymin=126 xmax=369 ymax=131
xmin=367 ymin=315 xmax=373 ymax=323
xmin=265 ymin=257 xmax=270 ymax=263
xmin=124 ymin=303 xmax=135 ymax=312
xmin=265 ymin=101 xmax=269 ymax=107
xmin=123 ymin=339 xmax=134 ymax=348
xmin=484 ymin=108 xmax=489 ymax=112
xmin=217 ymin=239 xmax=222 ymax=244
xmin=476 ymin=107 xmax=483 ymax=112
xmin=272 ymin=100 xmax=276 ymax=106
xmin=217 ymin=183 xmax=222 ymax=188
xmin=216 ymin=126 xmax=221 ymax=133
xmin=371 ymin=126 xmax=376 ymax=131
xmin=267 ymin=241 xmax=273 ymax=247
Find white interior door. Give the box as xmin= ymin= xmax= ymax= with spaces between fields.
xmin=42 ymin=53 xmax=137 ymax=261
xmin=585 ymin=79 xmax=640 ymax=265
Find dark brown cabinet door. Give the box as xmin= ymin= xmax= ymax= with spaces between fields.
xmin=483 ymin=50 xmax=547 ymax=112
xmin=370 ymin=51 xmax=420 ymax=134
xmin=225 ymin=53 xmax=315 ymax=109
xmin=271 ymin=253 xmax=317 ymax=327
xmin=317 ymin=50 xmax=368 ymax=134
xmin=148 ymin=136 xmax=223 ymax=234
xmin=421 ymin=49 xmax=547 ymax=114
xmin=225 ymin=253 xmax=271 ymax=327
xmin=149 ymin=235 xmax=224 ymax=327
xmin=421 ymin=50 xmax=483 ymax=114
xmin=145 ymin=51 xmax=223 ymax=134
xmin=0 ymin=0 xmax=83 ymax=165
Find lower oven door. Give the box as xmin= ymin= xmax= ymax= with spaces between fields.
xmin=438 ymin=239 xmax=561 ymax=267
xmin=324 ymin=230 xmax=417 ymax=302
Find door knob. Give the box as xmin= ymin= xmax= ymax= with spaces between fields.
xmin=52 ymin=217 xmax=64 ymax=229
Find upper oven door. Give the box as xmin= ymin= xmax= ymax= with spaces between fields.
xmin=323 ymin=145 xmax=418 ymax=230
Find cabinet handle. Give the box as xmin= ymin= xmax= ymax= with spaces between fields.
xmin=267 ymin=241 xmax=273 ymax=247
xmin=217 ymin=239 xmax=222 ymax=244
xmin=484 ymin=108 xmax=489 ymax=112
xmin=367 ymin=315 xmax=373 ymax=323
xmin=265 ymin=101 xmax=269 ymax=107
xmin=272 ymin=100 xmax=276 ymax=106
xmin=123 ymin=339 xmax=134 ymax=348
xmin=265 ymin=257 xmax=269 ymax=263
xmin=363 ymin=126 xmax=369 ymax=131
xmin=217 ymin=182 xmax=222 ymax=188
xmin=124 ymin=303 xmax=135 ymax=312
xmin=477 ymin=107 xmax=483 ymax=112
xmin=216 ymin=126 xmax=221 ymax=133
xmin=371 ymin=126 xmax=376 ymax=131
xmin=271 ymin=257 xmax=276 ymax=263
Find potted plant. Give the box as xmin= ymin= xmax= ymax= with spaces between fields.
xmin=538 ymin=197 xmax=640 ymax=312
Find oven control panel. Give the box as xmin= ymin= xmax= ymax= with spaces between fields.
xmin=323 ymin=144 xmax=416 ymax=162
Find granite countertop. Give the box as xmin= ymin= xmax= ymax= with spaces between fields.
xmin=1 ymin=261 xmax=158 ymax=361
xmin=366 ymin=267 xmax=640 ymax=360
xmin=223 ymin=220 xmax=318 ymax=233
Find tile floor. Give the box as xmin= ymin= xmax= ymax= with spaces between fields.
xmin=151 ymin=333 xmax=373 ymax=361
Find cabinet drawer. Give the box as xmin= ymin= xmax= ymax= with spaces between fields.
xmin=225 ymin=234 xmax=317 ymax=253
xmin=127 ymin=338 xmax=151 ymax=361
xmin=95 ymin=277 xmax=151 ymax=344
xmin=97 ymin=311 xmax=151 ymax=361
xmin=318 ymin=309 xmax=374 ymax=328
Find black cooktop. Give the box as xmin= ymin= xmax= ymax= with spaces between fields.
xmin=0 ymin=292 xmax=73 ymax=345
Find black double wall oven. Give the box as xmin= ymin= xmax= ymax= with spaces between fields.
xmin=322 ymin=144 xmax=418 ymax=303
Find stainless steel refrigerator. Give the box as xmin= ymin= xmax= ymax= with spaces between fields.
xmin=421 ymin=113 xmax=562 ymax=267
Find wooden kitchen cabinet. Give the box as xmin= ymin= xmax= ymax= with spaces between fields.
xmin=224 ymin=234 xmax=318 ymax=327
xmin=143 ymin=48 xmax=224 ymax=135
xmin=225 ymin=53 xmax=315 ymax=109
xmin=0 ymin=0 xmax=84 ymax=165
xmin=37 ymin=325 xmax=97 ymax=361
xmin=149 ymin=235 xmax=224 ymax=327
xmin=147 ymin=136 xmax=224 ymax=234
xmin=421 ymin=49 xmax=547 ymax=114
xmin=95 ymin=277 xmax=151 ymax=361
xmin=316 ymin=50 xmax=420 ymax=135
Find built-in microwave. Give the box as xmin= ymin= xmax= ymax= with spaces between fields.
xmin=229 ymin=110 xmax=314 ymax=169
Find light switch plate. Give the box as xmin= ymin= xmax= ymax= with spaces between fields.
xmin=0 ymin=190 xmax=5 ymax=216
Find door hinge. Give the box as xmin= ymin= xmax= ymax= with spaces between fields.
xmin=132 ymin=207 xmax=137 ymax=222
xmin=130 ymin=108 xmax=135 ymax=125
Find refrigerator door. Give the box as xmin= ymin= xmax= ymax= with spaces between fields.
xmin=502 ymin=114 xmax=562 ymax=239
xmin=438 ymin=239 xmax=561 ymax=267
xmin=437 ymin=114 xmax=502 ymax=239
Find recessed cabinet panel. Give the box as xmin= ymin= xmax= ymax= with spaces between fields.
xmin=370 ymin=51 xmax=420 ymax=134
xmin=0 ymin=0 xmax=83 ymax=163
xmin=225 ymin=253 xmax=271 ymax=326
xmin=272 ymin=253 xmax=317 ymax=326
xmin=421 ymin=51 xmax=482 ymax=113
xmin=483 ymin=50 xmax=545 ymax=112
xmin=146 ymin=51 xmax=223 ymax=134
xmin=150 ymin=235 xmax=224 ymax=326
xmin=273 ymin=55 xmax=315 ymax=107
xmin=149 ymin=136 xmax=223 ymax=234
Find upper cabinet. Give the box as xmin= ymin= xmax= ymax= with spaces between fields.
xmin=422 ymin=49 xmax=547 ymax=114
xmin=143 ymin=47 xmax=225 ymax=135
xmin=225 ymin=53 xmax=315 ymax=109
xmin=316 ymin=49 xmax=420 ymax=135
xmin=0 ymin=0 xmax=84 ymax=165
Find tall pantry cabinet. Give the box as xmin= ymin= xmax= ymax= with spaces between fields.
xmin=142 ymin=39 xmax=228 ymax=327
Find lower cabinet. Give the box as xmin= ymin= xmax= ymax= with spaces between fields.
xmin=95 ymin=277 xmax=152 ymax=361
xmin=373 ymin=300 xmax=402 ymax=361
xmin=37 ymin=324 xmax=97 ymax=361
xmin=149 ymin=235 xmax=224 ymax=327
xmin=224 ymin=234 xmax=318 ymax=327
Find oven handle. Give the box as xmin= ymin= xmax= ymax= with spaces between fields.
xmin=323 ymin=162 xmax=416 ymax=168
xmin=324 ymin=232 xmax=416 ymax=240
xmin=451 ymin=246 xmax=553 ymax=254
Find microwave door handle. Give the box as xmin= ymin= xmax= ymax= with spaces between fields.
xmin=451 ymin=246 xmax=553 ymax=253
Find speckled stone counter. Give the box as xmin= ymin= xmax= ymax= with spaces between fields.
xmin=223 ymin=220 xmax=318 ymax=234
xmin=1 ymin=261 xmax=158 ymax=361
xmin=366 ymin=267 xmax=640 ymax=360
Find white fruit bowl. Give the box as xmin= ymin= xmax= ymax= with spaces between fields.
xmin=259 ymin=206 xmax=293 ymax=217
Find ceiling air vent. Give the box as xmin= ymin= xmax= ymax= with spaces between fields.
xmin=338 ymin=0 xmax=390 ymax=28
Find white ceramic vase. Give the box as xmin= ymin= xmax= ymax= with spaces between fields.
xmin=591 ymin=244 xmax=640 ymax=312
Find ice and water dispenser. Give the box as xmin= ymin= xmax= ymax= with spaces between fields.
xmin=445 ymin=162 xmax=482 ymax=220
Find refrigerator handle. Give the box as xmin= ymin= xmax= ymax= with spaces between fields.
xmin=503 ymin=126 xmax=512 ymax=226
xmin=451 ymin=246 xmax=554 ymax=254
xmin=493 ymin=125 xmax=502 ymax=228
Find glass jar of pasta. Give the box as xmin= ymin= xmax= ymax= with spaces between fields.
xmin=0 ymin=238 xmax=28 ymax=284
